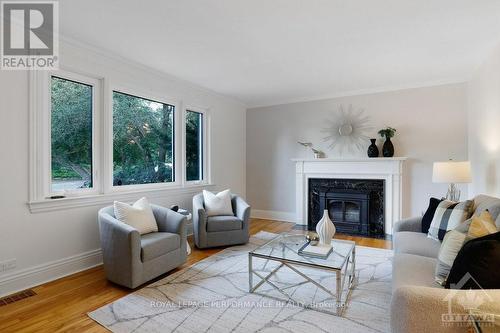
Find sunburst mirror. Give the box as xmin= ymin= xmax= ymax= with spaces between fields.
xmin=322 ymin=105 xmax=372 ymax=154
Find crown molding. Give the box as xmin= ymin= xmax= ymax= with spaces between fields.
xmin=247 ymin=78 xmax=468 ymax=109
xmin=57 ymin=35 xmax=468 ymax=111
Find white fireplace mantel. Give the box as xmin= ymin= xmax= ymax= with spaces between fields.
xmin=293 ymin=157 xmax=407 ymax=235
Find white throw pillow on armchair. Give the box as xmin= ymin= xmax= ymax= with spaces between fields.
xmin=113 ymin=197 xmax=158 ymax=235
xmin=203 ymin=189 xmax=234 ymax=216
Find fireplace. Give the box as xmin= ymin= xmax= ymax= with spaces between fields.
xmin=294 ymin=158 xmax=405 ymax=235
xmin=308 ymin=178 xmax=385 ymax=236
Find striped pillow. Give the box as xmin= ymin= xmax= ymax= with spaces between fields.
xmin=427 ymin=200 xmax=473 ymax=241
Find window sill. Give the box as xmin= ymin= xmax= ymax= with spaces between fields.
xmin=28 ymin=183 xmax=215 ymax=213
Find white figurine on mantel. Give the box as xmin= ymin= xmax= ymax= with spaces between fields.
xmin=316 ymin=209 xmax=336 ymax=247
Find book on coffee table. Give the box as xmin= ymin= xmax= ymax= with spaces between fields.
xmin=298 ymin=242 xmax=333 ymax=259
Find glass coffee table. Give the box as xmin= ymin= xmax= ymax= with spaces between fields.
xmin=249 ymin=233 xmax=356 ymax=315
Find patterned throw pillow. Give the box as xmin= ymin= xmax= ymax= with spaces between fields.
xmin=468 ymin=211 xmax=499 ymax=237
xmin=435 ymin=210 xmax=497 ymax=285
xmin=427 ymin=199 xmax=473 ymax=241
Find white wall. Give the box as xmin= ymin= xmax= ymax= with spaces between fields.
xmin=247 ymin=84 xmax=468 ymax=221
xmin=467 ymin=44 xmax=500 ymax=197
xmin=0 ymin=40 xmax=246 ymax=297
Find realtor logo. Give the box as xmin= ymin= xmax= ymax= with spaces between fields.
xmin=1 ymin=1 xmax=59 ymax=69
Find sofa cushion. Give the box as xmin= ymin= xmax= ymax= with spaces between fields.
xmin=206 ymin=216 xmax=242 ymax=232
xmin=141 ymin=232 xmax=180 ymax=262
xmin=473 ymin=194 xmax=500 ymax=229
xmin=392 ymin=253 xmax=439 ymax=292
xmin=394 ymin=231 xmax=441 ymax=258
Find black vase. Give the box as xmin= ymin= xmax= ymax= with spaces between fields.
xmin=367 ymin=139 xmax=379 ymax=158
xmin=382 ymin=137 xmax=394 ymax=157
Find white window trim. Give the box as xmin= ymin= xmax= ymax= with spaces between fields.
xmin=50 ymin=71 xmax=102 ymax=197
xmin=29 ymin=69 xmax=103 ymax=201
xmin=183 ymin=105 xmax=210 ymax=186
xmin=28 ymin=69 xmax=214 ymax=213
xmin=28 ymin=183 xmax=215 ymax=214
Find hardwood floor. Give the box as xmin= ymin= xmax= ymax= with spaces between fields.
xmin=0 ymin=219 xmax=391 ymax=333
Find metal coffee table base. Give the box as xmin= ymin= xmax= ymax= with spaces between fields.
xmin=248 ymin=247 xmax=356 ymax=316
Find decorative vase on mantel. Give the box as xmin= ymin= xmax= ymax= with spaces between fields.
xmin=316 ymin=210 xmax=336 ymax=246
xmin=378 ymin=127 xmax=396 ymax=158
xmin=367 ymin=138 xmax=379 ymax=158
xmin=382 ymin=137 xmax=394 ymax=157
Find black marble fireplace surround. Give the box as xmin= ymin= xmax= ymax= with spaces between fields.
xmin=308 ymin=178 xmax=385 ymax=237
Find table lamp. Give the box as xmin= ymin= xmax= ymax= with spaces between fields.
xmin=432 ymin=161 xmax=471 ymax=201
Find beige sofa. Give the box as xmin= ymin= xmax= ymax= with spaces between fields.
xmin=391 ymin=195 xmax=500 ymax=333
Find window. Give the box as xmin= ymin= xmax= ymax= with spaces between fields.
xmin=30 ymin=68 xmax=211 ymax=211
xmin=112 ymin=91 xmax=175 ymax=186
xmin=50 ymin=76 xmax=94 ymax=192
xmin=185 ymin=110 xmax=204 ymax=181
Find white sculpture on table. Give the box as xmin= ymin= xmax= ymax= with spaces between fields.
xmin=316 ymin=209 xmax=336 ymax=247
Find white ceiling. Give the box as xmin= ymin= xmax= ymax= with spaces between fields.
xmin=60 ymin=0 xmax=500 ymax=107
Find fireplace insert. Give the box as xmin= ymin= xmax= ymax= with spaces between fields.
xmin=308 ymin=178 xmax=385 ymax=236
xmin=318 ymin=190 xmax=370 ymax=235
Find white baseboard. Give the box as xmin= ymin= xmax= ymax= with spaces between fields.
xmin=251 ymin=209 xmax=297 ymax=223
xmin=0 ymin=249 xmax=102 ymax=298
xmin=0 ymin=209 xmax=293 ymax=298
xmin=0 ymin=209 xmax=294 ymax=298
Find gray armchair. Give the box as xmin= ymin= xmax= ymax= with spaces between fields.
xmin=98 ymin=204 xmax=187 ymax=288
xmin=193 ymin=193 xmax=250 ymax=249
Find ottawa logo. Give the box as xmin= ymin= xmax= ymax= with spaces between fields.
xmin=442 ymin=273 xmax=496 ymax=330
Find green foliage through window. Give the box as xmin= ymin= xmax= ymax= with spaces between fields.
xmin=186 ymin=111 xmax=203 ymax=181
xmin=112 ymin=91 xmax=174 ymax=186
xmin=50 ymin=79 xmax=205 ymax=190
xmin=51 ymin=76 xmax=93 ymax=191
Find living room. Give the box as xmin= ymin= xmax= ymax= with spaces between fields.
xmin=0 ymin=1 xmax=499 ymax=332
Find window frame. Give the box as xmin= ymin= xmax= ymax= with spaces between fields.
xmin=28 ymin=69 xmax=213 ymax=212
xmin=49 ymin=72 xmax=101 ymax=197
xmin=107 ymin=84 xmax=182 ymax=193
xmin=183 ymin=105 xmax=210 ymax=186
xmin=29 ymin=69 xmax=102 ymax=200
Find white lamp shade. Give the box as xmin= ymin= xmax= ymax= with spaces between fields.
xmin=432 ymin=161 xmax=472 ymax=183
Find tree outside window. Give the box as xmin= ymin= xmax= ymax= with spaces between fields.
xmin=186 ymin=110 xmax=203 ymax=181
xmin=112 ymin=91 xmax=174 ymax=186
xmin=51 ymin=76 xmax=93 ymax=191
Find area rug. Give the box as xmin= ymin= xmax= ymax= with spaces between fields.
xmin=89 ymin=231 xmax=393 ymax=332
